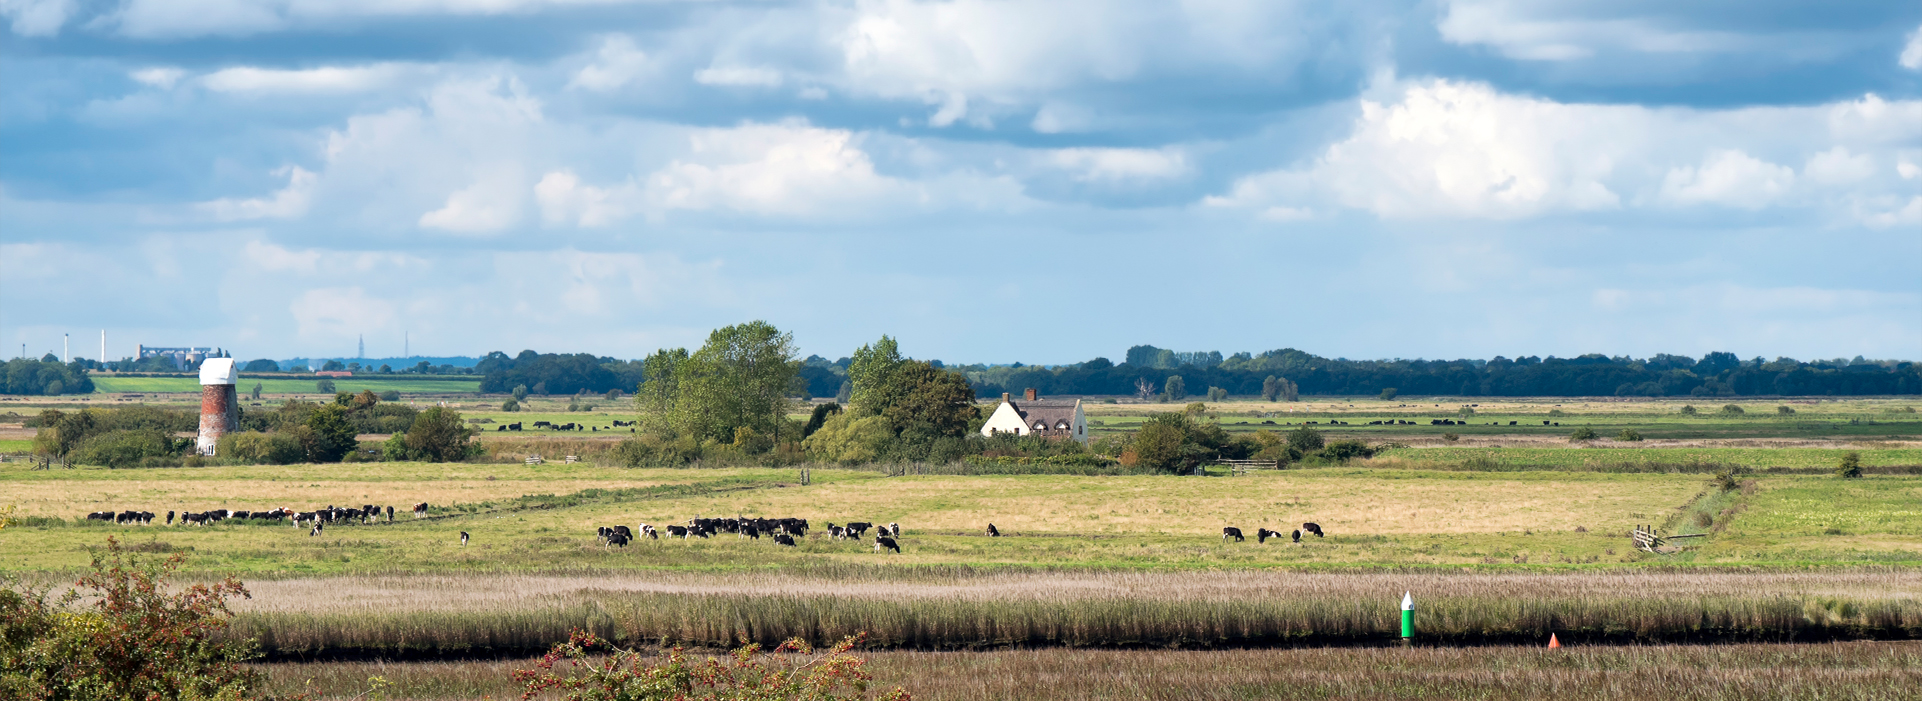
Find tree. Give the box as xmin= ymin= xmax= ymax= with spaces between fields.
xmin=512 ymin=384 xmax=530 ymax=401
xmin=1262 ymin=376 xmax=1283 ymax=402
xmin=1379 ymin=387 xmax=1398 ymax=400
xmin=1131 ymin=413 xmax=1190 ymax=473
xmin=803 ymin=402 xmax=842 ymax=438
xmin=636 ymin=348 xmax=687 ymax=432
xmin=1569 ymin=426 xmax=1599 ymax=441
xmin=1206 ymin=386 xmax=1228 ymax=402
xmin=294 ymin=404 xmax=357 ymax=462
xmin=1618 ymin=428 xmax=1643 ymax=441
xmin=1777 ymin=405 xmax=1795 ymax=415
xmin=1286 ymin=425 xmax=1324 ymax=452
xmin=1680 ymin=405 xmax=1698 ymax=415
xmin=403 ymin=407 xmax=476 ymax=463
xmin=846 ymin=335 xmax=904 ymax=413
xmin=872 ymin=361 xmax=977 ymax=437
xmin=249 ymin=383 xmax=261 ymax=400
xmin=502 ymin=399 xmax=520 ymax=412
xmin=242 ymin=358 xmax=278 ymax=372
xmin=1164 ymin=375 xmax=1187 ymax=402
xmin=321 ymin=359 xmax=345 ymax=371
xmin=1836 ymin=452 xmax=1862 ymax=478
xmin=315 ymin=379 xmax=336 ymax=393
xmin=644 ymin=321 xmax=798 ymax=445
xmin=1134 ymin=377 xmax=1158 ymax=401
xmin=1720 ymin=404 xmax=1745 ymax=415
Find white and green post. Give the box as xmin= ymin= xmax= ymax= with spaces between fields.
xmin=1400 ymin=591 xmax=1415 ymax=642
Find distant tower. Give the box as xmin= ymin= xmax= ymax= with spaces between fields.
xmin=197 ymin=358 xmax=239 ymax=456
xmin=358 ymin=334 xmax=365 ymax=360
xmin=63 ymin=334 xmax=69 ymax=363
xmin=404 ymin=331 xmax=409 ymax=358
xmin=100 ymin=330 xmax=105 ymax=365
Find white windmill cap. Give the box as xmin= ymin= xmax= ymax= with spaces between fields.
xmin=199 ymin=357 xmax=238 ymax=385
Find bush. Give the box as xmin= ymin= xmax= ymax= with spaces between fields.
xmin=216 ymin=432 xmax=305 ymax=465
xmin=0 ymin=537 xmax=267 ymax=700
xmin=1441 ymin=433 xmax=1459 ymax=442
xmin=1680 ymin=405 xmax=1698 ymax=415
xmin=1720 ymin=404 xmax=1745 ymax=416
xmin=1569 ymin=427 xmax=1599 ymax=441
xmin=514 ymin=630 xmax=907 ymax=701
xmin=1206 ymin=386 xmax=1228 ymax=402
xmin=404 ymin=407 xmax=478 ymax=463
xmin=70 ymin=430 xmax=178 ymax=468
xmin=802 ymin=413 xmax=894 ymax=464
xmin=378 ymin=390 xmax=400 ymax=401
xmin=512 ymin=384 xmax=529 ymax=401
xmin=1286 ymin=425 xmax=1324 ymax=452
xmin=315 ymin=379 xmax=336 ymax=393
xmin=1379 ymin=388 xmax=1397 ymax=400
xmin=1617 ymin=428 xmax=1643 ymax=442
xmin=1711 ymin=468 xmax=1743 ymax=492
xmin=501 ymin=398 xmax=520 ymax=412
xmin=1836 ymin=452 xmax=1863 ymax=479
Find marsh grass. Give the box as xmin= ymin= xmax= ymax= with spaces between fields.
xmin=226 ymin=570 xmax=1922 ymax=657
xmin=252 ymin=642 xmax=1922 ymax=700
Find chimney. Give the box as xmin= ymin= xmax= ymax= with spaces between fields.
xmin=1002 ymin=392 xmax=1011 ymax=404
xmin=1024 ymin=388 xmax=1037 ymax=401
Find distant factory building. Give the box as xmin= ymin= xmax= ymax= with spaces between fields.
xmin=139 ymin=345 xmax=228 ymax=370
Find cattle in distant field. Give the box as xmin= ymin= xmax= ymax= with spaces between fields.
xmin=1256 ymin=528 xmax=1280 ymax=544
xmin=310 ymin=523 xmax=323 ymax=537
xmin=986 ymin=523 xmax=1000 ymax=537
xmin=166 ymin=510 xmax=175 ymax=525
xmin=1222 ymin=527 xmax=1245 ymax=543
xmin=459 ymin=531 xmax=470 ymax=546
xmin=846 ymin=522 xmax=872 ymax=538
xmin=414 ymin=503 xmax=429 ymax=518
xmin=666 ymin=525 xmax=689 ymax=539
xmin=1302 ymin=522 xmax=1324 ymax=537
xmin=885 ymin=523 xmax=901 ymax=538
xmin=773 ymin=534 xmax=797 ymax=547
xmin=874 ymin=536 xmax=900 ymax=553
xmin=607 ymin=532 xmax=629 ymax=547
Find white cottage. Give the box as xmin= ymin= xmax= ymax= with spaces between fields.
xmin=979 ymin=389 xmax=1088 ymax=444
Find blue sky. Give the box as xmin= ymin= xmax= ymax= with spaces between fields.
xmin=2 ymin=0 xmax=1919 ymax=364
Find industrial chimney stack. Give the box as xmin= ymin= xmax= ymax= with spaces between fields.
xmin=197 ymin=358 xmax=239 ymax=456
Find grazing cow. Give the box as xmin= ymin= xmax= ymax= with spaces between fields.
xmin=773 ymin=534 xmax=797 ymax=547
xmin=1256 ymin=528 xmax=1278 ymax=544
xmin=385 ymin=505 xmax=395 ymax=522
xmin=1222 ymin=527 xmax=1245 ymax=543
xmin=607 ymin=532 xmax=629 ymax=547
xmin=310 ymin=523 xmax=323 ymax=537
xmin=828 ymin=525 xmax=847 ymax=540
xmin=413 ymin=503 xmax=429 ymax=518
xmin=460 ymin=531 xmax=470 ymax=546
xmin=886 ymin=523 xmax=901 ymax=538
xmin=666 ymin=525 xmax=690 ymax=539
xmin=613 ymin=525 xmax=633 ymax=540
xmin=643 ymin=525 xmax=659 ymax=540
xmin=1302 ymin=523 xmax=1324 ymax=538
xmin=1291 ymin=529 xmax=1302 ymax=543
xmin=166 ymin=510 xmax=175 ymax=525
xmin=986 ymin=523 xmax=1000 ymax=537
xmin=875 ymin=536 xmax=900 ymax=553
xmin=846 ymin=522 xmax=872 ymax=538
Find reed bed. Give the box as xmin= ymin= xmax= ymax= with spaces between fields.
xmin=254 ymin=642 xmax=1922 ymax=700
xmin=228 ymin=570 xmax=1922 ymax=657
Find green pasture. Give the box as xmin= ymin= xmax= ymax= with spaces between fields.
xmin=90 ymin=376 xmax=482 ymax=395
xmin=1374 ymin=446 xmax=1922 ymax=471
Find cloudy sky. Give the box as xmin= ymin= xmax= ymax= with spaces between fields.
xmin=2 ymin=0 xmax=1919 ymax=364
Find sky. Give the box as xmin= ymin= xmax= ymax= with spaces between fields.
xmin=2 ymin=0 xmax=1919 ymax=365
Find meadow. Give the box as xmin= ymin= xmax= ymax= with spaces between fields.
xmin=88 ymin=375 xmax=483 ymax=395
xmin=2 ymin=393 xmax=1918 ymax=698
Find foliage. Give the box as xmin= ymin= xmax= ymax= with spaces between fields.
xmin=640 ymin=322 xmax=799 ymax=449
xmin=32 ymin=407 xmax=196 ymax=460
xmin=871 ymin=362 xmax=976 ymax=437
xmin=512 ymin=630 xmax=907 ymax=701
xmin=1617 ymin=429 xmax=1643 ymax=442
xmin=1 ymin=358 xmax=95 ymax=396
xmin=1206 ymin=386 xmax=1228 ymax=402
xmin=0 ymin=538 xmax=272 ymax=701
xmin=242 ymin=359 xmax=280 ymax=372
xmin=1680 ymin=405 xmax=1698 ymax=415
xmin=1261 ymin=376 xmax=1283 ymax=402
xmin=315 ymin=379 xmax=336 ymax=393
xmin=378 ymin=390 xmax=400 ymax=401
xmin=1162 ymin=375 xmax=1186 ymax=402
xmin=1379 ymin=387 xmax=1397 ymax=400
xmin=803 ymin=403 xmax=843 ymax=438
xmin=1286 ymin=426 xmax=1324 ymax=452
xmin=402 ymin=407 xmax=478 ymax=463
xmin=71 ymin=430 xmax=179 ymax=468
xmin=846 ymin=335 xmax=904 ymax=413
xmin=1711 ymin=468 xmax=1744 ymax=492
xmin=1570 ymin=427 xmax=1600 ymax=442
xmin=1777 ymin=405 xmax=1796 ymax=415
xmin=1720 ymin=404 xmax=1745 ymax=416
xmin=1836 ymin=452 xmax=1863 ymax=479
xmin=1442 ymin=433 xmax=1459 ymax=442
xmin=218 ymin=432 xmax=306 ymax=465
xmin=802 ymin=413 xmax=894 ymax=464
xmin=513 ymin=384 xmax=530 ymax=401
xmin=477 ymin=351 xmax=644 ymax=396
xmin=288 ymin=404 xmax=358 ymax=463
xmin=502 ymin=399 xmax=520 ymax=412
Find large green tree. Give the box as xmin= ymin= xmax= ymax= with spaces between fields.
xmin=639 ymin=321 xmax=798 ymax=447
xmin=403 ymin=407 xmax=477 ymax=462
xmin=846 ymin=335 xmax=903 ymax=414
xmin=870 ymin=361 xmax=977 ymax=437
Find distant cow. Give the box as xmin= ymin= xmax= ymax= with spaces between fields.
xmin=773 ymin=534 xmax=797 ymax=547
xmin=166 ymin=510 xmax=175 ymax=525
xmin=413 ymin=503 xmax=429 ymax=518
xmin=1302 ymin=523 xmax=1324 ymax=538
xmin=986 ymin=523 xmax=1001 ymax=537
xmin=1256 ymin=528 xmax=1280 ymax=544
xmin=459 ymin=531 xmax=470 ymax=546
xmin=310 ymin=523 xmax=323 ymax=537
xmin=1222 ymin=527 xmax=1245 ymax=543
xmin=1291 ymin=529 xmax=1302 ymax=543
xmin=875 ymin=536 xmax=900 ymax=553
xmin=385 ymin=505 xmax=395 ymax=522
xmin=885 ymin=523 xmax=901 ymax=538
xmin=846 ymin=522 xmax=872 ymax=538
xmin=666 ymin=525 xmax=689 ymax=539
xmin=606 ymin=532 xmax=629 ymax=547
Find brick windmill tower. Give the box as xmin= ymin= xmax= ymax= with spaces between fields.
xmin=197 ymin=357 xmax=239 ymax=456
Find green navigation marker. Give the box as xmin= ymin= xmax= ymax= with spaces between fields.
xmin=1401 ymin=591 xmax=1415 ymax=640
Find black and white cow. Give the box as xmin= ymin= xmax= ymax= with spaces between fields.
xmin=1302 ymin=522 xmax=1324 ymax=538
xmin=874 ymin=536 xmax=900 ymax=553
xmin=1222 ymin=527 xmax=1245 ymax=543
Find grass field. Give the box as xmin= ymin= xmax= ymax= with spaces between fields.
xmin=89 ymin=376 xmax=482 ymax=395
xmin=256 ymin=642 xmax=1922 ymax=700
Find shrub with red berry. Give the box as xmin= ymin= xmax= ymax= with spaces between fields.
xmin=513 ymin=629 xmax=910 ymax=701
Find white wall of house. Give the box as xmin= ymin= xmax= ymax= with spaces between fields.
xmin=979 ymin=399 xmax=1089 ymax=444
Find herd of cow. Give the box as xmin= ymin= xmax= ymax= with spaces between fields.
xmin=594 ymin=516 xmax=907 ymax=553
xmin=1222 ymin=522 xmax=1326 ymax=544
xmin=85 ymin=502 xmax=436 ymax=535
xmin=494 ymin=420 xmax=638 ymax=432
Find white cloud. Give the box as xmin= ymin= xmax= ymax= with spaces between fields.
xmin=1438 ymin=0 xmax=1754 ymax=61
xmin=1803 ymin=147 xmax=1875 ymax=186
xmin=1 ymin=0 xmax=75 ymax=36
xmin=197 ymin=166 xmax=317 ymax=221
xmin=1901 ymin=24 xmax=1922 ymax=70
xmin=646 ymin=120 xmax=903 ymax=216
xmin=534 ymin=170 xmax=632 ymax=227
xmin=243 ymin=240 xmax=321 ymax=273
xmin=129 ymin=67 xmax=186 ymax=89
xmin=1660 ymin=150 xmax=1794 ymax=209
xmin=202 ymin=64 xmax=406 ymax=93
xmin=419 ymin=168 xmax=526 ymax=233
xmin=108 ymin=0 xmax=645 ymax=38
xmin=570 ymin=35 xmax=650 ymax=91
xmin=1046 ymin=147 xmax=1188 ymax=181
xmin=693 ymin=66 xmax=784 ymax=88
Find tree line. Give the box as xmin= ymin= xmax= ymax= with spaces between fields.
xmin=960 ymin=347 xmax=1922 ymax=399
xmin=2 ymin=357 xmax=96 ymax=396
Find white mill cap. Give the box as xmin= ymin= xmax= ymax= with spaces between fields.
xmin=1402 ymin=591 xmax=1413 ymax=610
xmin=199 ymin=357 xmax=238 ymax=385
